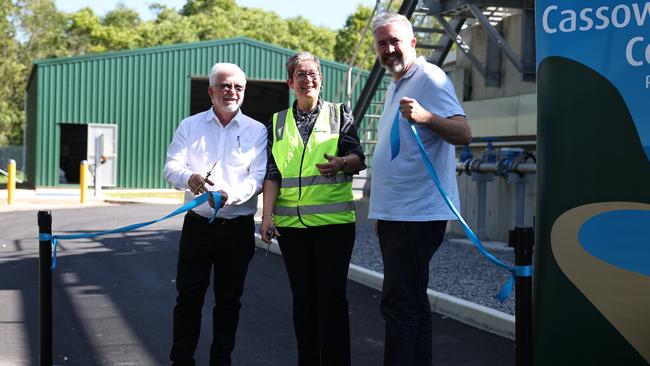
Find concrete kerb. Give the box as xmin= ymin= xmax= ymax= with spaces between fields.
xmin=253 ymin=234 xmax=515 ymax=340
xmin=0 ymin=188 xmax=183 ymax=212
xmin=447 ymin=237 xmax=513 ymax=253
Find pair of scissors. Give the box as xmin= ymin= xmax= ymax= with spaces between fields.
xmin=193 ymin=159 xmax=219 ymax=195
xmin=264 ymin=227 xmax=275 ymax=256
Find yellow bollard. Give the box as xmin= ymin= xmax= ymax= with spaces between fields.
xmin=7 ymin=159 xmax=16 ymax=205
xmin=80 ymin=160 xmax=87 ymax=204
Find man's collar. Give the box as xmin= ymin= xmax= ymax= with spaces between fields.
xmin=205 ymin=107 xmax=243 ymax=128
xmin=395 ymin=56 xmax=424 ymax=83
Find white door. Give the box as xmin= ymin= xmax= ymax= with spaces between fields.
xmin=87 ymin=124 xmax=118 ymax=187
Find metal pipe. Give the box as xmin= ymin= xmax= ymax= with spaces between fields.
xmin=456 ymin=161 xmax=537 ymax=174
xmin=38 ymin=211 xmax=52 ymax=366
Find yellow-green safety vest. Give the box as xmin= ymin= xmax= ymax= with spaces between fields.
xmin=271 ymin=102 xmax=355 ymax=228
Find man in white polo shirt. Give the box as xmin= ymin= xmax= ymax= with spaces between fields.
xmin=368 ymin=13 xmax=472 ymax=366
xmin=164 ymin=63 xmax=267 ymax=366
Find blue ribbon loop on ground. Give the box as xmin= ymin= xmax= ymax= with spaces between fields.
xmin=390 ymin=112 xmax=531 ymax=302
xmin=39 ymin=191 xmax=221 ymax=270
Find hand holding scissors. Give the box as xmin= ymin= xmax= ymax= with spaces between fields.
xmin=189 ymin=159 xmax=218 ymax=195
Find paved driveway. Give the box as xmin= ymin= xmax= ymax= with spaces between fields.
xmin=0 ymin=204 xmax=514 ymax=365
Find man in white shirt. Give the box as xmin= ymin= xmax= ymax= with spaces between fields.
xmin=164 ymin=63 xmax=267 ymax=366
xmin=368 ymin=13 xmax=472 ymax=366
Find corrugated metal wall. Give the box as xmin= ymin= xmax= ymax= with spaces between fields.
xmin=26 ymin=37 xmax=380 ymax=188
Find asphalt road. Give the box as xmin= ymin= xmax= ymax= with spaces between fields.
xmin=0 ymin=204 xmax=514 ymax=365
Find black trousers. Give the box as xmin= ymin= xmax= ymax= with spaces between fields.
xmin=377 ymin=220 xmax=448 ymax=366
xmin=277 ymin=223 xmax=355 ymax=366
xmin=170 ymin=212 xmax=255 ymax=366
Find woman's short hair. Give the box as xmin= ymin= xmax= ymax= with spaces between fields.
xmin=285 ymin=52 xmax=322 ymax=78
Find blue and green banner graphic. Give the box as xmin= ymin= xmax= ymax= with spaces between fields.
xmin=535 ymin=1 xmax=650 ymax=365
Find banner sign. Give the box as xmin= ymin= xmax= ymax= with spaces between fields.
xmin=535 ymin=1 xmax=650 ymax=365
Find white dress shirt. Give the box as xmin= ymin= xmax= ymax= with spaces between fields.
xmin=164 ymin=107 xmax=267 ymax=219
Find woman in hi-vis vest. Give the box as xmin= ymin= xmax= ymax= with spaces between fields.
xmin=260 ymin=51 xmax=366 ymax=366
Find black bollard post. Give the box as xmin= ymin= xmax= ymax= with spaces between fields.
xmin=38 ymin=210 xmax=52 ymax=366
xmin=508 ymin=227 xmax=534 ymax=366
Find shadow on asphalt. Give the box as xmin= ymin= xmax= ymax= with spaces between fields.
xmin=0 ymin=206 xmax=514 ymax=365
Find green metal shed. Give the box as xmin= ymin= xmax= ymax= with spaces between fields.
xmin=25 ymin=37 xmax=386 ymax=188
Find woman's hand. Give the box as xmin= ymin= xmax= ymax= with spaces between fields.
xmin=315 ymin=153 xmax=346 ymax=178
xmin=260 ymin=215 xmax=280 ymax=244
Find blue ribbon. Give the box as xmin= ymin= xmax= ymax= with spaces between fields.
xmin=390 ymin=110 xmax=401 ymax=160
xmin=39 ymin=191 xmax=221 ymax=270
xmin=390 ymin=112 xmax=531 ymax=302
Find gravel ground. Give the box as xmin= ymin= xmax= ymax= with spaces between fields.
xmin=256 ymin=221 xmax=517 ymax=315
xmin=352 ymin=222 xmax=516 ymax=315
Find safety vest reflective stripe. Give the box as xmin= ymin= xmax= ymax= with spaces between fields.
xmin=326 ymin=103 xmax=340 ymax=134
xmin=275 ymin=109 xmax=288 ymax=141
xmin=274 ymin=201 xmax=355 ymax=216
xmin=280 ymin=173 xmax=352 ymax=189
xmin=271 ymin=102 xmax=355 ymax=228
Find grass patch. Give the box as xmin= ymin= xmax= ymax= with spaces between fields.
xmin=0 ymin=171 xmax=25 ymax=184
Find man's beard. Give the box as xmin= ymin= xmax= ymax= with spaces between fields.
xmin=222 ymin=103 xmax=241 ymax=113
xmin=380 ymin=54 xmax=406 ymax=75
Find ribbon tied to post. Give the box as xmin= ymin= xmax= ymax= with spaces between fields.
xmin=39 ymin=191 xmax=221 ymax=270
xmin=390 ymin=111 xmax=531 ymax=302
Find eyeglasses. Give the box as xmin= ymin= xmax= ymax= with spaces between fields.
xmin=213 ymin=83 xmax=245 ymax=93
xmin=292 ymin=71 xmax=320 ymax=81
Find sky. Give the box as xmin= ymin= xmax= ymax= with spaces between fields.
xmin=53 ymin=0 xmax=379 ymax=30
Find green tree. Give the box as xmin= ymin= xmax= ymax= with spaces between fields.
xmin=16 ymin=0 xmax=68 ymax=59
xmin=334 ymin=4 xmax=375 ymax=70
xmin=286 ymin=16 xmax=335 ymax=60
xmin=65 ymin=6 xmax=144 ymax=53
xmin=2 ymin=0 xmax=362 ymax=145
xmin=0 ymin=0 xmax=25 ymax=145
xmin=180 ymin=0 xmax=236 ymax=16
xmin=140 ymin=5 xmax=199 ymax=46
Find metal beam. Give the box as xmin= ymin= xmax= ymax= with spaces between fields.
xmin=434 ymin=14 xmax=487 ymax=78
xmin=521 ymin=0 xmax=536 ymax=81
xmin=429 ymin=17 xmax=466 ymax=66
xmin=467 ymin=3 xmax=524 ymax=72
xmin=352 ymin=0 xmax=419 ymax=124
xmin=416 ymin=43 xmax=446 ymax=50
xmin=413 ymin=26 xmax=445 ymax=34
xmin=423 ymin=0 xmax=524 ymax=15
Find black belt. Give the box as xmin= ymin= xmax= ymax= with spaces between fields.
xmin=187 ymin=210 xmax=253 ymax=225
